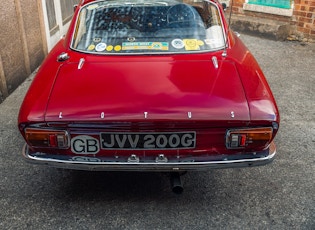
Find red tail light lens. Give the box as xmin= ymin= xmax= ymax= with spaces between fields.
xmin=25 ymin=128 xmax=69 ymax=148
xmin=226 ymin=127 xmax=273 ymax=150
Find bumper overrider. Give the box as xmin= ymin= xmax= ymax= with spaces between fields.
xmin=22 ymin=142 xmax=276 ymax=171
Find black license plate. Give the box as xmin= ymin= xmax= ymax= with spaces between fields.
xmin=100 ymin=132 xmax=196 ymax=150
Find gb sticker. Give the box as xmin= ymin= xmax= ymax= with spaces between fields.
xmin=71 ymin=135 xmax=100 ymax=154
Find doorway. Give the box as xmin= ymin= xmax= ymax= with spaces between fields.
xmin=42 ymin=0 xmax=79 ymax=51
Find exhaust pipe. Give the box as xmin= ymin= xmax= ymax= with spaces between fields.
xmin=170 ymin=172 xmax=183 ymax=194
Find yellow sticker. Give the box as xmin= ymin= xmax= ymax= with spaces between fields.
xmin=88 ymin=44 xmax=95 ymax=51
xmin=183 ymin=39 xmax=201 ymax=50
xmin=197 ymin=40 xmax=205 ymax=46
xmin=87 ymin=4 xmax=98 ymax=10
xmin=114 ymin=45 xmax=122 ymax=52
xmin=106 ymin=45 xmax=114 ymax=51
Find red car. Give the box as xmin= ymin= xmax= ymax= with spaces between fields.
xmin=18 ymin=0 xmax=279 ymax=192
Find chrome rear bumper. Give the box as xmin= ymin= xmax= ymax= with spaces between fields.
xmin=22 ymin=142 xmax=276 ymax=172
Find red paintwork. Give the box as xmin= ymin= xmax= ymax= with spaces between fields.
xmin=18 ymin=0 xmax=279 ymax=161
xmin=44 ymin=56 xmax=249 ymax=122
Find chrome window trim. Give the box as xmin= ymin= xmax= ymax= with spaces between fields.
xmin=70 ymin=0 xmax=227 ymax=55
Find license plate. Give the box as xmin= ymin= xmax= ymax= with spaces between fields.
xmin=100 ymin=132 xmax=196 ymax=150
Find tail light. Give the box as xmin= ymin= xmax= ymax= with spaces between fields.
xmin=226 ymin=127 xmax=273 ymax=150
xmin=25 ymin=128 xmax=70 ymax=148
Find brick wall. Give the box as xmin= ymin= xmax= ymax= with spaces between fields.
xmin=293 ymin=0 xmax=315 ymax=40
xmin=228 ymin=0 xmax=315 ymax=41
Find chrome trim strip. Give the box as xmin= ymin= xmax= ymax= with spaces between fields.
xmin=22 ymin=143 xmax=276 ymax=172
xmin=212 ymin=56 xmax=218 ymax=69
xmin=78 ymin=58 xmax=85 ymax=70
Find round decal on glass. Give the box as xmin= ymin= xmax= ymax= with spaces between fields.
xmin=106 ymin=45 xmax=114 ymax=51
xmin=114 ymin=45 xmax=122 ymax=52
xmin=95 ymin=43 xmax=107 ymax=52
xmin=172 ymin=39 xmax=185 ymax=49
xmin=87 ymin=44 xmax=95 ymax=51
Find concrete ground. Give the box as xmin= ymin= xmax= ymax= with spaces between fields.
xmin=0 ymin=34 xmax=314 ymax=229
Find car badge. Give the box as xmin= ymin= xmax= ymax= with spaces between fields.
xmin=144 ymin=112 xmax=148 ymax=119
xmin=188 ymin=112 xmax=192 ymax=119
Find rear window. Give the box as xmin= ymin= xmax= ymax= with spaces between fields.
xmin=72 ymin=0 xmax=226 ymax=54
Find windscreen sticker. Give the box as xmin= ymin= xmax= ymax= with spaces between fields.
xmin=88 ymin=44 xmax=95 ymax=51
xmin=87 ymin=4 xmax=98 ymax=10
xmin=93 ymin=38 xmax=102 ymax=43
xmin=95 ymin=43 xmax=107 ymax=52
xmin=183 ymin=39 xmax=204 ymax=50
xmin=204 ymin=39 xmax=216 ymax=45
xmin=106 ymin=45 xmax=114 ymax=51
xmin=172 ymin=39 xmax=185 ymax=49
xmin=198 ymin=40 xmax=205 ymax=46
xmin=122 ymin=42 xmax=169 ymax=51
xmin=114 ymin=45 xmax=122 ymax=52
